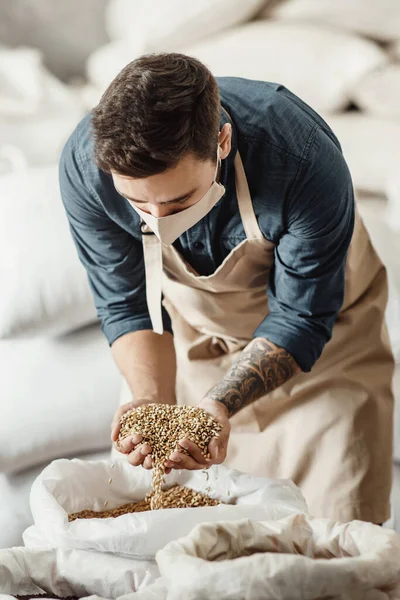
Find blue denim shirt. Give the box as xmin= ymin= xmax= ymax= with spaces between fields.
xmin=59 ymin=77 xmax=355 ymax=372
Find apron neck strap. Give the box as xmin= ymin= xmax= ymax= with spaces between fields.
xmin=234 ymin=151 xmax=263 ymax=241
xmin=222 ymin=106 xmax=263 ymax=241
xmin=141 ymin=222 xmax=164 ymax=335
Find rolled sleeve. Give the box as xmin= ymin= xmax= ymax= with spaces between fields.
xmin=59 ymin=136 xmax=172 ymax=345
xmin=254 ymin=127 xmax=355 ymax=372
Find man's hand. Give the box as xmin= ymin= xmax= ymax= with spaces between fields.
xmin=163 ymin=337 xmax=300 ymax=471
xmin=164 ymin=399 xmax=231 ymax=471
xmin=111 ymin=400 xmax=155 ymax=471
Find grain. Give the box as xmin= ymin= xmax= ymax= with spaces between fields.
xmin=69 ymin=500 xmax=150 ymax=521
xmin=118 ymin=403 xmax=222 ymax=510
xmin=68 ymin=484 xmax=219 ymax=521
xmin=68 ymin=404 xmax=223 ymax=521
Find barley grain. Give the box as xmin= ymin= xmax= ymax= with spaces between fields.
xmin=118 ymin=403 xmax=222 ymax=509
xmin=68 ymin=404 xmax=223 ymax=520
xmin=68 ymin=484 xmax=219 ymax=521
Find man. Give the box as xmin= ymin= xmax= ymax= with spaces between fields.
xmin=60 ymin=53 xmax=394 ymax=523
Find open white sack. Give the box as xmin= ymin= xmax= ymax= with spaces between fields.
xmin=15 ymin=513 xmax=400 ymax=600
xmin=0 ymin=546 xmax=159 ymax=598
xmin=23 ymin=458 xmax=307 ymax=560
xmin=156 ymin=513 xmax=400 ymax=600
xmin=80 ymin=580 xmax=169 ymax=600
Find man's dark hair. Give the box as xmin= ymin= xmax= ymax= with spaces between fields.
xmin=92 ymin=53 xmax=221 ymax=178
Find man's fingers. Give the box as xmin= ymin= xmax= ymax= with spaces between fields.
xmin=127 ymin=449 xmax=144 ymax=467
xmin=164 ymin=459 xmax=181 ymax=469
xmin=127 ymin=443 xmax=151 ymax=467
xmin=208 ymin=438 xmax=221 ymax=463
xmin=169 ymin=450 xmax=210 ymax=470
xmin=111 ymin=413 xmax=126 ymax=440
xmin=177 ymin=439 xmax=209 ymax=464
xmin=118 ymin=433 xmax=143 ymax=453
xmin=142 ymin=455 xmax=153 ymax=470
xmin=167 ymin=438 xmax=214 ymax=470
xmin=110 ymin=401 xmax=137 ymax=441
xmin=111 ymin=423 xmax=122 ymax=442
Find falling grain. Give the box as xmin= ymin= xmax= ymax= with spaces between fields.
xmin=68 ymin=404 xmax=223 ymax=520
xmin=118 ymin=403 xmax=222 ymax=510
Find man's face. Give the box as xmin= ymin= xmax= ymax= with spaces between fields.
xmin=112 ymin=153 xmax=216 ymax=218
xmin=112 ymin=123 xmax=232 ymax=218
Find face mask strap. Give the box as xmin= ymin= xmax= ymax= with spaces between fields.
xmin=213 ymin=146 xmax=221 ymax=181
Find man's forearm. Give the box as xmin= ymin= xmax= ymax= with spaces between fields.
xmin=112 ymin=330 xmax=177 ymax=404
xmin=203 ymin=338 xmax=301 ymax=417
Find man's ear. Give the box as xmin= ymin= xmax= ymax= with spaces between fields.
xmin=218 ymin=123 xmax=232 ymax=160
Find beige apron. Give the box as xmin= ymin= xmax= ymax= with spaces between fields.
xmin=121 ymin=150 xmax=394 ymax=523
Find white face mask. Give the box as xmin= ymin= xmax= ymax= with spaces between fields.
xmin=126 ymin=153 xmax=225 ymax=246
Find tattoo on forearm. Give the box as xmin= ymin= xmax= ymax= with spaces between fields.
xmin=204 ymin=338 xmax=300 ymax=418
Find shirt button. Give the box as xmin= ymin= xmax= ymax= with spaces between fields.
xmin=193 ymin=241 xmax=204 ymax=250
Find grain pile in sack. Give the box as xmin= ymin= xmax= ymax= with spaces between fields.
xmin=156 ymin=513 xmax=400 ymax=600
xmin=22 ymin=458 xmax=307 ymax=561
